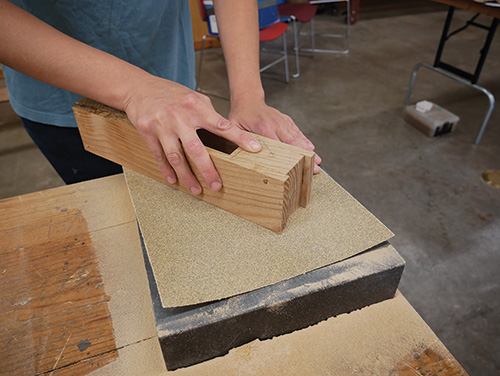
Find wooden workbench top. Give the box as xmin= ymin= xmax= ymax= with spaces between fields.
xmin=0 ymin=174 xmax=468 ymax=375
xmin=433 ymin=0 xmax=500 ymax=18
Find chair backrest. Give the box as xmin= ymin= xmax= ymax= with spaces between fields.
xmin=200 ymin=0 xmax=280 ymax=37
xmin=198 ymin=0 xmax=208 ymax=21
xmin=258 ymin=0 xmax=280 ymax=29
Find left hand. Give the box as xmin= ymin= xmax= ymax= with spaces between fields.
xmin=228 ymin=98 xmax=322 ymax=174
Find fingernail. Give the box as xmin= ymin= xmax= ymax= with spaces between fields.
xmin=249 ymin=140 xmax=261 ymax=151
xmin=166 ymin=176 xmax=176 ymax=184
xmin=190 ymin=186 xmax=202 ymax=195
xmin=210 ymin=181 xmax=222 ymax=191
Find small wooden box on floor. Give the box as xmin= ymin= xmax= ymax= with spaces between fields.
xmin=73 ymin=98 xmax=314 ymax=233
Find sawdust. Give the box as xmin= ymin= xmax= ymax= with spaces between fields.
xmin=124 ymin=168 xmax=394 ymax=307
xmin=170 ymin=293 xmax=465 ymax=376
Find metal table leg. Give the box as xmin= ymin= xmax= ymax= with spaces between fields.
xmin=404 ymin=6 xmax=498 ymax=144
xmin=404 ymin=62 xmax=495 ymax=145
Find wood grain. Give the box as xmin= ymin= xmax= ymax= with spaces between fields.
xmin=0 ymin=173 xmax=135 ymax=251
xmin=394 ymin=348 xmax=467 ymax=376
xmin=73 ymin=98 xmax=315 ymax=233
xmin=0 ymin=213 xmax=117 ymax=375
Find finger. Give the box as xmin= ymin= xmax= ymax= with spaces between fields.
xmin=141 ymin=133 xmax=178 ymax=185
xmin=289 ymin=128 xmax=315 ymax=151
xmin=269 ymin=115 xmax=315 ymax=151
xmin=208 ymin=115 xmax=262 ymax=153
xmin=238 ymin=117 xmax=281 ymax=141
xmin=278 ymin=119 xmax=321 ymax=174
xmin=276 ymin=125 xmax=313 ymax=151
xmin=160 ymin=135 xmax=203 ymax=195
xmin=276 ymin=126 xmax=301 ymax=146
xmin=179 ymin=131 xmax=222 ymax=192
xmin=313 ymin=153 xmax=322 ymax=174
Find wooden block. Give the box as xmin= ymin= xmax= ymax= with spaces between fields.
xmin=0 ymin=66 xmax=8 ymax=103
xmin=73 ymin=98 xmax=315 ymax=233
xmin=0 ymin=86 xmax=9 ymax=103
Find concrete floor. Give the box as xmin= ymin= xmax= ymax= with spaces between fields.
xmin=1 ymin=5 xmax=499 ymax=376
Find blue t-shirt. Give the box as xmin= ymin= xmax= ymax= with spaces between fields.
xmin=2 ymin=0 xmax=196 ymax=127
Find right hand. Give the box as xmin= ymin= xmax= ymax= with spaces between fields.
xmin=123 ymin=76 xmax=262 ymax=195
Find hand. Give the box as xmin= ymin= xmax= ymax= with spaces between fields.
xmin=228 ymin=97 xmax=322 ymax=174
xmin=123 ymin=76 xmax=262 ymax=195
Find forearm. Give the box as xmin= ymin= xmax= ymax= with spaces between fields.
xmin=0 ymin=0 xmax=148 ymax=111
xmin=213 ymin=0 xmax=265 ymax=103
xmin=214 ymin=0 xmax=321 ymax=171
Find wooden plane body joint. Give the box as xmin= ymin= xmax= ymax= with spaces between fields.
xmin=73 ymin=98 xmax=315 ymax=233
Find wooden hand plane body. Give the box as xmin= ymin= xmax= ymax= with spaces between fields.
xmin=73 ymin=98 xmax=314 ymax=233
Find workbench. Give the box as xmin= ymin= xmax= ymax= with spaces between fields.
xmin=0 ymin=174 xmax=469 ymax=375
xmin=405 ymin=0 xmax=500 ymax=144
xmin=0 ymin=67 xmax=9 ymax=104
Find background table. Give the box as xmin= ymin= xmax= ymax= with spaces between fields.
xmin=434 ymin=0 xmax=500 ymax=18
xmin=405 ymin=0 xmax=499 ymax=143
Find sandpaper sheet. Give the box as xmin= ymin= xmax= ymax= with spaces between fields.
xmin=124 ymin=168 xmax=394 ymax=308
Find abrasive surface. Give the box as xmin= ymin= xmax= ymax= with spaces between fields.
xmin=124 ymin=168 xmax=393 ymax=307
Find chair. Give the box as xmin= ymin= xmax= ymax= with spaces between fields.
xmin=306 ymin=0 xmax=350 ymax=53
xmin=280 ymin=0 xmax=350 ymax=55
xmin=196 ymin=0 xmax=291 ymax=94
xmin=277 ymin=1 xmax=317 ymax=78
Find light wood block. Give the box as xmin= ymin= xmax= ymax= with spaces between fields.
xmin=73 ymin=98 xmax=315 ymax=233
xmin=0 ymin=86 xmax=9 ymax=103
xmin=0 ymin=66 xmax=8 ymax=103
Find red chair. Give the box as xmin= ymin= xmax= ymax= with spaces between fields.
xmin=305 ymin=0 xmax=350 ymax=54
xmin=196 ymin=0 xmax=291 ymax=94
xmin=277 ymin=2 xmax=317 ymax=78
xmin=279 ymin=0 xmax=350 ymax=56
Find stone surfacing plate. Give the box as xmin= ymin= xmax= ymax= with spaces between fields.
xmin=124 ymin=168 xmax=394 ymax=307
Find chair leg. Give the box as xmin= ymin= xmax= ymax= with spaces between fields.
xmin=195 ymin=35 xmax=207 ymax=92
xmin=283 ymin=32 xmax=289 ymax=83
xmin=259 ymin=29 xmax=289 ymax=83
xmin=346 ymin=0 xmax=351 ymax=50
xmin=311 ymin=19 xmax=316 ymax=50
xmin=301 ymin=0 xmax=350 ymax=54
xmin=292 ymin=18 xmax=300 ymax=78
